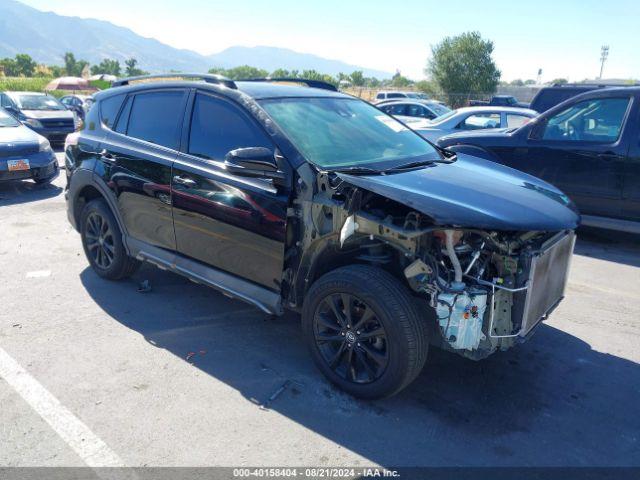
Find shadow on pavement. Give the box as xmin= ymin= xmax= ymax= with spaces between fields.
xmin=0 ymin=179 xmax=62 ymax=206
xmin=80 ymin=259 xmax=640 ymax=467
xmin=574 ymin=227 xmax=640 ymax=268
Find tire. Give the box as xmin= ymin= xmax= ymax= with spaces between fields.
xmin=80 ymin=198 xmax=140 ymax=280
xmin=302 ymin=265 xmax=429 ymax=399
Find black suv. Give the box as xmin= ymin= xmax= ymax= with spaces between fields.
xmin=65 ymin=74 xmax=579 ymax=398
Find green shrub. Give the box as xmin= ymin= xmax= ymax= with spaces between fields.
xmin=0 ymin=76 xmax=53 ymax=92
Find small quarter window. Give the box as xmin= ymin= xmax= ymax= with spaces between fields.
xmin=99 ymin=94 xmax=126 ymax=129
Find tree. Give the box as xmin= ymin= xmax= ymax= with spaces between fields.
xmin=14 ymin=54 xmax=37 ymax=77
xmin=550 ymin=78 xmax=568 ymax=85
xmin=390 ymin=71 xmax=412 ymax=88
xmin=125 ymin=58 xmax=145 ymax=77
xmin=524 ymin=79 xmax=536 ymax=85
xmin=91 ymin=59 xmax=121 ymax=76
xmin=0 ymin=58 xmax=19 ymax=76
xmin=510 ymin=79 xmax=524 ymax=86
xmin=427 ymin=31 xmax=501 ymax=107
xmin=349 ymin=70 xmax=365 ymax=86
xmin=63 ymin=52 xmax=89 ymax=77
xmin=415 ymin=79 xmax=439 ymax=96
xmin=0 ymin=54 xmax=37 ymax=76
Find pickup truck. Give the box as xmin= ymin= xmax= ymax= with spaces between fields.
xmin=469 ymin=95 xmax=530 ymax=108
xmin=438 ymin=87 xmax=640 ymax=233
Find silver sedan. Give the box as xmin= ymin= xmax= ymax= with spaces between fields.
xmin=408 ymin=106 xmax=538 ymax=143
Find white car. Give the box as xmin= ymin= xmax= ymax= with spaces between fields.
xmin=409 ymin=106 xmax=538 ymax=143
xmin=377 ymin=100 xmax=452 ymax=122
xmin=374 ymin=91 xmax=430 ymax=102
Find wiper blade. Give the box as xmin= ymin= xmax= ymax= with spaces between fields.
xmin=384 ymin=160 xmax=434 ymax=172
xmin=331 ymin=166 xmax=382 ymax=175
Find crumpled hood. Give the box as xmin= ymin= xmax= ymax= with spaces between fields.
xmin=337 ymin=154 xmax=580 ymax=231
xmin=0 ymin=124 xmax=41 ymax=145
xmin=21 ymin=110 xmax=74 ymax=120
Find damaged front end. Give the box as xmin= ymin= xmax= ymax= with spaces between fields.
xmin=286 ymin=164 xmax=577 ymax=360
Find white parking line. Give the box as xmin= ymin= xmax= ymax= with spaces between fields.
xmin=0 ymin=347 xmax=124 ymax=467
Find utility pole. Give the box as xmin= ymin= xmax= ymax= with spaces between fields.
xmin=599 ymin=45 xmax=609 ymax=79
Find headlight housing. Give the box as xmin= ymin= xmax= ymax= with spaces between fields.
xmin=38 ymin=136 xmax=52 ymax=152
xmin=23 ymin=118 xmax=43 ymax=129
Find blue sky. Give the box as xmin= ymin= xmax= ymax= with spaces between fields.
xmin=21 ymin=0 xmax=640 ymax=81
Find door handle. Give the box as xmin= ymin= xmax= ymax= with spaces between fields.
xmin=99 ymin=150 xmax=117 ymax=163
xmin=173 ymin=175 xmax=196 ymax=187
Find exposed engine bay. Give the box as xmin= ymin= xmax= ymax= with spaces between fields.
xmin=285 ymin=166 xmax=576 ymax=360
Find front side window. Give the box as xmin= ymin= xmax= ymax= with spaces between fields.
xmin=126 ymin=91 xmax=185 ymax=149
xmin=188 ymin=93 xmax=272 ymax=161
xmin=459 ymin=113 xmax=501 ymax=130
xmin=406 ymin=104 xmax=429 ymax=118
xmin=507 ymin=114 xmax=531 ymax=128
xmin=386 ymin=104 xmax=407 ymax=116
xmin=260 ymin=97 xmax=439 ymax=169
xmin=542 ymin=97 xmax=630 ymax=143
xmin=387 ymin=93 xmax=404 ymax=99
xmin=0 ymin=108 xmax=20 ymax=127
xmin=0 ymin=94 xmax=12 ymax=108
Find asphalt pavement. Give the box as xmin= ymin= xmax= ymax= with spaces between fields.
xmin=0 ymin=171 xmax=639 ymax=468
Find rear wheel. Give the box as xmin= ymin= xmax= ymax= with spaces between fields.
xmin=80 ymin=198 xmax=140 ymax=280
xmin=302 ymin=265 xmax=428 ymax=399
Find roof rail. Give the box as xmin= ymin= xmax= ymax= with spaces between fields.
xmin=112 ymin=73 xmax=237 ymax=89
xmin=237 ymin=77 xmax=338 ymax=92
xmin=552 ymin=82 xmax=640 ymax=88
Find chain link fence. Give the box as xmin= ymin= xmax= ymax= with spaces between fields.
xmin=343 ymin=86 xmax=543 ymax=108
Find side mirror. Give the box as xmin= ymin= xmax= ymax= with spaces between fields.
xmin=224 ymin=147 xmax=286 ymax=182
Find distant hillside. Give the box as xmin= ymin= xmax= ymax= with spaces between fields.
xmin=0 ymin=0 xmax=392 ymax=78
xmin=207 ymin=46 xmax=391 ymax=79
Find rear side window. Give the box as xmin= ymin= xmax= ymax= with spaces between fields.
xmin=387 ymin=93 xmax=404 ymax=99
xmin=126 ymin=91 xmax=185 ymax=149
xmin=459 ymin=113 xmax=501 ymax=130
xmin=99 ymin=94 xmax=125 ymax=129
xmin=376 ymin=93 xmax=385 ymax=100
xmin=187 ymin=93 xmax=272 ymax=161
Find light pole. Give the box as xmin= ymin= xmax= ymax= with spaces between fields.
xmin=599 ymin=45 xmax=609 ymax=79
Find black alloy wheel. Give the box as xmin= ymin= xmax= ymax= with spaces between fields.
xmin=314 ymin=293 xmax=389 ymax=384
xmin=84 ymin=211 xmax=115 ymax=270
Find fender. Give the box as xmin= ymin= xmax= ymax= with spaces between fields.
xmin=446 ymin=144 xmax=501 ymax=163
xmin=66 ymin=168 xmax=133 ymax=255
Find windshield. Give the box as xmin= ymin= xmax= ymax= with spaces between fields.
xmin=14 ymin=94 xmax=65 ymax=111
xmin=428 ymin=103 xmax=452 ymax=116
xmin=260 ymin=97 xmax=440 ymax=169
xmin=0 ymin=108 xmax=20 ymax=127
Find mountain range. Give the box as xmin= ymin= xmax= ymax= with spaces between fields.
xmin=0 ymin=0 xmax=392 ymax=78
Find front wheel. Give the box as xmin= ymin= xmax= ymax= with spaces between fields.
xmin=302 ymin=265 xmax=429 ymax=399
